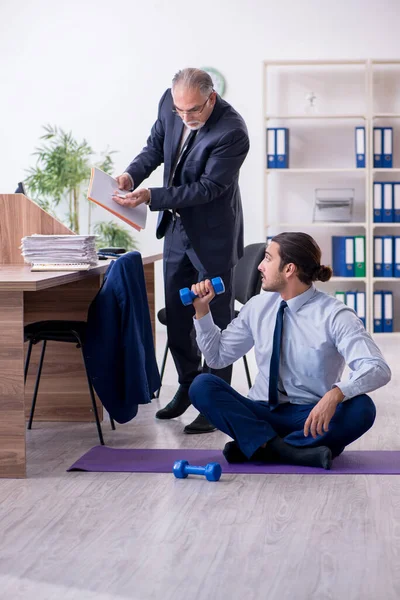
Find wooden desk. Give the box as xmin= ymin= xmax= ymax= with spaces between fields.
xmin=0 ymin=254 xmax=162 ymax=478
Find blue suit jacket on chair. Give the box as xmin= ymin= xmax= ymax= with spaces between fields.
xmin=84 ymin=252 xmax=160 ymax=424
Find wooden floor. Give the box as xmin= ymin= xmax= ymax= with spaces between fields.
xmin=0 ymin=332 xmax=399 ymax=600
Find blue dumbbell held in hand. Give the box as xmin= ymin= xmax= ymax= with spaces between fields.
xmin=173 ymin=460 xmax=222 ymax=482
xmin=179 ymin=276 xmax=225 ymax=306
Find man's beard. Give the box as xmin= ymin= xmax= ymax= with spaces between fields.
xmin=184 ymin=121 xmax=205 ymax=131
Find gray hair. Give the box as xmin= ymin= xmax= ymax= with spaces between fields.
xmin=172 ymin=68 xmax=214 ymax=97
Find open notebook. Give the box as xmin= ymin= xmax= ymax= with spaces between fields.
xmin=87 ymin=167 xmax=147 ymax=231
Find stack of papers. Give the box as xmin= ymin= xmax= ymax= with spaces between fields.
xmin=21 ymin=234 xmax=98 ymax=267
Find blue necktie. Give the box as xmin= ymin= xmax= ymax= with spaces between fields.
xmin=268 ymin=300 xmax=288 ymax=409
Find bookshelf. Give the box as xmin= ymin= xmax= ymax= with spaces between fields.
xmin=263 ymin=59 xmax=400 ymax=336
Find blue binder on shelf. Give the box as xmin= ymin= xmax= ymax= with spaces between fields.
xmin=373 ymin=291 xmax=383 ymax=333
xmin=276 ymin=128 xmax=289 ymax=169
xmin=382 ymin=290 xmax=393 ymax=332
xmin=266 ymin=128 xmax=276 ymax=169
xmin=374 ymin=236 xmax=383 ymax=277
xmin=332 ymin=236 xmax=354 ymax=277
xmin=394 ymin=236 xmax=400 ymax=277
xmin=356 ymin=291 xmax=366 ymax=327
xmin=383 ymin=182 xmax=394 ymax=222
xmin=345 ymin=290 xmax=356 ymax=312
xmin=373 ymin=182 xmax=383 ymax=222
xmin=383 ymin=127 xmax=393 ymax=168
xmin=373 ymin=127 xmax=383 ymax=168
xmin=383 ymin=236 xmax=394 ymax=277
xmin=394 ymin=183 xmax=400 ymax=223
xmin=355 ymin=127 xmax=365 ymax=168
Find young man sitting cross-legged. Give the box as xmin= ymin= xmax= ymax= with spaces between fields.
xmin=188 ymin=232 xmax=391 ymax=470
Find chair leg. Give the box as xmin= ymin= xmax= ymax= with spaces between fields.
xmin=27 ymin=340 xmax=47 ymax=430
xmin=24 ymin=340 xmax=33 ymax=384
xmin=155 ymin=340 xmax=169 ymax=399
xmin=80 ymin=347 xmax=105 ymax=446
xmin=110 ymin=416 xmax=116 ymax=430
xmin=243 ymin=354 xmax=252 ymax=390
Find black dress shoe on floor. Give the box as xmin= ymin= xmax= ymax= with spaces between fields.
xmin=155 ymin=386 xmax=191 ymax=420
xmin=183 ymin=413 xmax=217 ymax=434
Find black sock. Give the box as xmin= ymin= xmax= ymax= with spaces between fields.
xmin=267 ymin=436 xmax=332 ymax=470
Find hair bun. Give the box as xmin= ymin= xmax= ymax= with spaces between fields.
xmin=317 ymin=264 xmax=333 ymax=282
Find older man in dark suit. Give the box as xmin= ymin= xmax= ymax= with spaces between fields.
xmin=113 ymin=68 xmax=249 ymax=434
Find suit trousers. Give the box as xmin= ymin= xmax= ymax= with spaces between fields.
xmin=163 ymin=217 xmax=234 ymax=387
xmin=189 ymin=373 xmax=377 ymax=459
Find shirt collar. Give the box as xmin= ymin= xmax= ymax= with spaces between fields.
xmin=285 ymin=284 xmax=316 ymax=314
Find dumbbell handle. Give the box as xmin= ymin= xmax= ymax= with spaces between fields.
xmin=185 ymin=465 xmax=207 ymax=476
xmin=179 ymin=276 xmax=225 ymax=306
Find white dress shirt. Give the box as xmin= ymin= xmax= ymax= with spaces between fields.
xmin=193 ymin=285 xmax=391 ymax=405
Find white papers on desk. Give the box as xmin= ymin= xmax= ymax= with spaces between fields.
xmin=87 ymin=167 xmax=147 ymax=231
xmin=21 ymin=234 xmax=98 ymax=266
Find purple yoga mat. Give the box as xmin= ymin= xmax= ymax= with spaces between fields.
xmin=67 ymin=446 xmax=400 ymax=475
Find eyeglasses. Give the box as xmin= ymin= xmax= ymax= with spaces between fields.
xmin=172 ymin=92 xmax=213 ymax=116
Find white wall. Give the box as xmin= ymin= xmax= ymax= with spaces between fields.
xmin=1 ymin=0 xmax=399 ymax=320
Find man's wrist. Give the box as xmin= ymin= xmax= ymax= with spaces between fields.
xmin=146 ymin=189 xmax=151 ymax=206
xmin=330 ymin=386 xmax=345 ymax=404
xmin=195 ymin=307 xmax=210 ymax=320
xmin=123 ymin=172 xmax=134 ymax=191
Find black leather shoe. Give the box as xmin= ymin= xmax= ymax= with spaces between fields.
xmin=183 ymin=413 xmax=217 ymax=434
xmin=155 ymin=386 xmax=191 ymax=420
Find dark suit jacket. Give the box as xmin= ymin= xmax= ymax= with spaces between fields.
xmin=125 ymin=91 xmax=249 ymax=274
xmin=83 ymin=252 xmax=160 ymax=424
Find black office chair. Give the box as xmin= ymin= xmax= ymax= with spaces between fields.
xmin=155 ymin=242 xmax=266 ymax=397
xmin=24 ymin=320 xmax=116 ymax=445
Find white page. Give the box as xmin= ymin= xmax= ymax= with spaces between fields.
xmin=88 ymin=167 xmax=147 ymax=230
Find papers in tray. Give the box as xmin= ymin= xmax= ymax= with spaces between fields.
xmin=21 ymin=234 xmax=98 ymax=266
xmin=87 ymin=167 xmax=147 ymax=231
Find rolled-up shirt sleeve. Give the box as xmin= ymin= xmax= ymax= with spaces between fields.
xmin=193 ymin=306 xmax=255 ymax=370
xmin=331 ymin=308 xmax=391 ymax=399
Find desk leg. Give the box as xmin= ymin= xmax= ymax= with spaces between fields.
xmin=0 ymin=292 xmax=25 ymax=478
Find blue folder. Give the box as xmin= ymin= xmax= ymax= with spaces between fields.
xmin=383 ymin=183 xmax=394 ymax=222
xmin=276 ymin=128 xmax=289 ymax=169
xmin=332 ymin=236 xmax=354 ymax=277
xmin=373 ymin=127 xmax=383 ymax=168
xmin=266 ymin=128 xmax=276 ymax=169
xmin=382 ymin=290 xmax=393 ymax=333
xmin=394 ymin=183 xmax=400 ymax=223
xmin=383 ymin=236 xmax=394 ymax=277
xmin=383 ymin=127 xmax=393 ymax=169
xmin=373 ymin=291 xmax=383 ymax=333
xmin=374 ymin=237 xmax=383 ymax=277
xmin=394 ymin=236 xmax=400 ymax=278
xmin=356 ymin=291 xmax=366 ymax=327
xmin=355 ymin=127 xmax=366 ymax=168
xmin=373 ymin=182 xmax=383 ymax=222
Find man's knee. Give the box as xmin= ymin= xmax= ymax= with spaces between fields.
xmin=189 ymin=373 xmax=224 ymax=412
xmin=350 ymin=394 xmax=377 ymax=431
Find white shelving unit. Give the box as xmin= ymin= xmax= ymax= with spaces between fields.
xmin=263 ymin=59 xmax=400 ymax=335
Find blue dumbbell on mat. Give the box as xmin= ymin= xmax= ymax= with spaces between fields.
xmin=173 ymin=460 xmax=222 ymax=482
xmin=179 ymin=276 xmax=225 ymax=306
